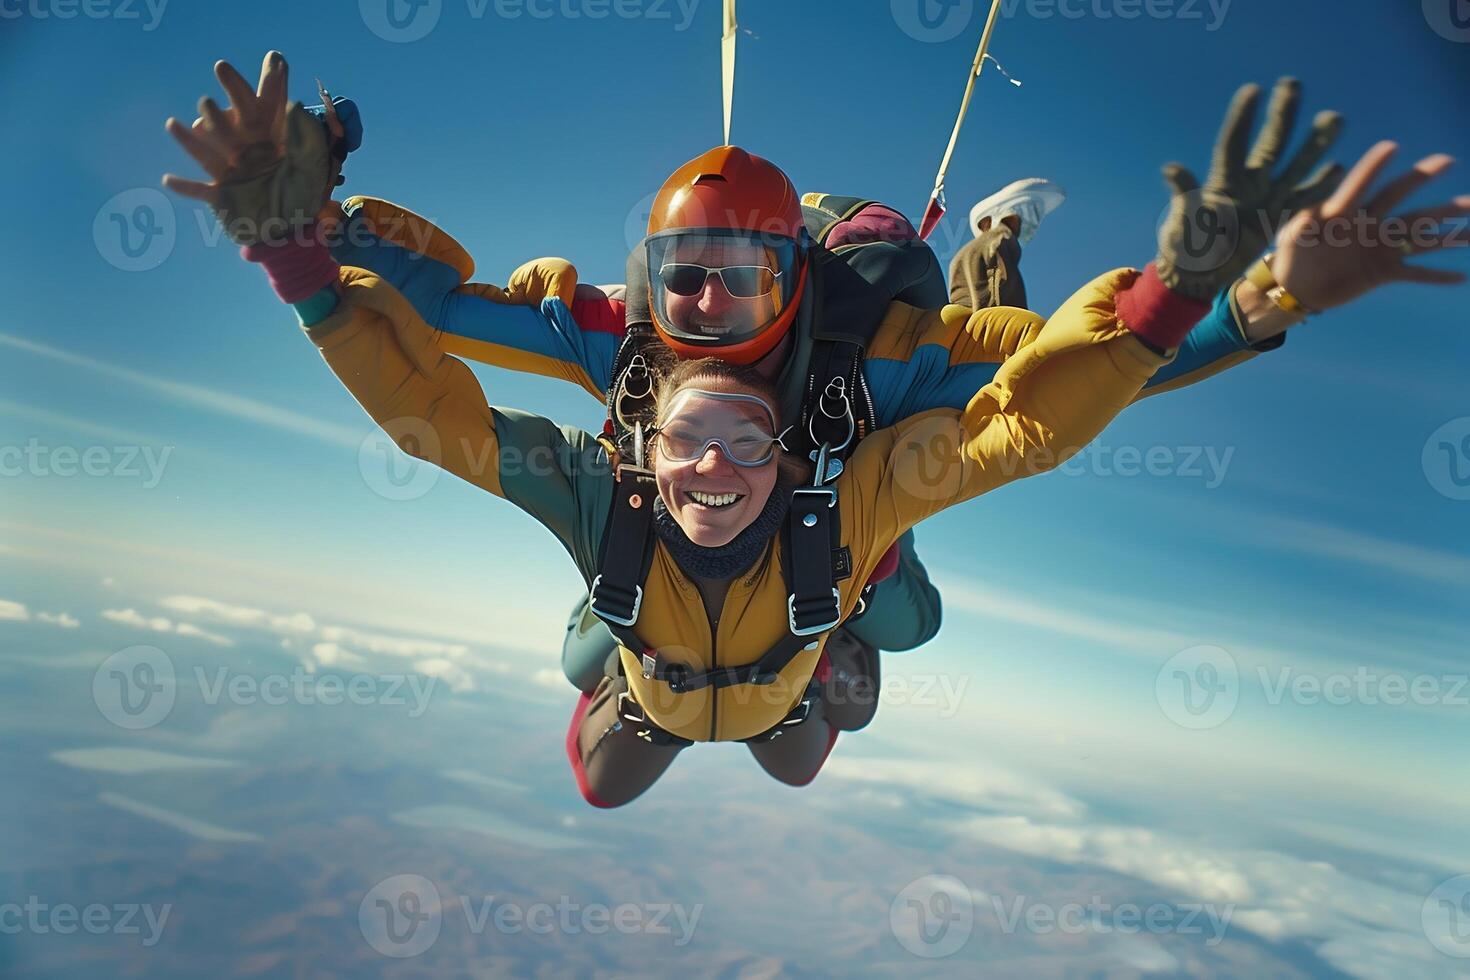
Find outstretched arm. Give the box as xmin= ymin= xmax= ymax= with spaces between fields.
xmin=326 ymin=196 xmax=626 ymax=401
xmin=844 ymin=79 xmax=1387 ymax=584
xmin=872 ymin=79 xmax=1467 ymax=420
xmin=848 ymin=269 xmax=1169 ymax=556
xmin=163 ymin=50 xmax=625 ymax=404
xmin=161 ymin=50 xmax=615 ymax=566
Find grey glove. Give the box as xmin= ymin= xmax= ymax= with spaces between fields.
xmin=211 ymin=101 xmax=330 ymax=247
xmin=1156 ymin=77 xmax=1345 ymax=302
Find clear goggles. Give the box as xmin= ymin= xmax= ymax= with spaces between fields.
xmin=646 ymin=229 xmax=800 ymax=348
xmin=652 ymin=389 xmax=790 ymax=467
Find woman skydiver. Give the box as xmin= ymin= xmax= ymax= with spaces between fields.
xmin=163 ymin=54 xmax=1469 ymax=807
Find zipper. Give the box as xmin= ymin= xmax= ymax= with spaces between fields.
xmin=707 ymin=605 xmax=719 ymax=741
xmin=857 ymin=365 xmax=877 ymax=434
xmin=801 ymin=368 xmax=817 ymax=448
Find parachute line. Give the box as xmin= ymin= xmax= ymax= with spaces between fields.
xmin=722 ymin=0 xmax=737 ymax=145
xmin=919 ymin=0 xmax=1008 ymax=239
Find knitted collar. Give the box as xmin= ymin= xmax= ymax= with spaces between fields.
xmin=652 ymin=481 xmax=793 ymax=581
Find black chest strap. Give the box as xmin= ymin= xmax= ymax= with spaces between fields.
xmin=588 ymin=479 xmax=847 ymax=696
xmin=587 ymin=465 xmax=658 ymax=628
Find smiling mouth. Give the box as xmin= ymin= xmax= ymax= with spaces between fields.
xmin=689 ymin=319 xmax=740 ymax=337
xmin=686 ymin=490 xmax=744 ymax=509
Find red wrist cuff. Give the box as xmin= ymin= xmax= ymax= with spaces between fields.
xmin=1114 ymin=264 xmax=1210 ymax=351
xmin=241 ymin=228 xmax=341 ymax=304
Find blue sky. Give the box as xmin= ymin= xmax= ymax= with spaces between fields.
xmin=3 ymin=1 xmax=1470 ymax=976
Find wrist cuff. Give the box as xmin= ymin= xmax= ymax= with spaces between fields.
xmin=1115 ymin=264 xmax=1210 ymax=351
xmin=291 ymin=285 xmax=341 ymax=326
xmin=241 ymin=227 xmax=341 ymax=304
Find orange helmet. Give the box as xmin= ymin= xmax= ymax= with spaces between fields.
xmin=643 ymin=147 xmax=809 ymax=364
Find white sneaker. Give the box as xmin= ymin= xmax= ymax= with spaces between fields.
xmin=968 ymin=178 xmax=1066 ymax=245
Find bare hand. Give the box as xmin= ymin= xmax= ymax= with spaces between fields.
xmin=162 ymin=51 xmax=290 ymax=203
xmin=1272 ymin=142 xmax=1469 ymax=311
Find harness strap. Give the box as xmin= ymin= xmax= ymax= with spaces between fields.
xmin=796 ymin=339 xmax=873 ymax=467
xmin=613 ymin=672 xmax=821 ymax=746
xmin=786 ymin=487 xmax=843 ymax=636
xmin=638 ymin=477 xmax=846 ymax=688
xmin=626 ymin=619 xmax=819 ymax=695
xmin=587 ymin=466 xmax=658 ymax=627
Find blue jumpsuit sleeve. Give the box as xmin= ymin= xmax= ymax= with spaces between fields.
xmin=330 ymin=208 xmax=619 ymax=399
xmin=330 ymin=222 xmax=465 ymax=330
xmin=864 ymin=285 xmax=1276 ymax=424
xmin=1146 ymin=285 xmax=1283 ymax=392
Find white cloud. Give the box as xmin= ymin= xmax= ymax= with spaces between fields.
xmin=938 ymin=582 xmax=1199 ymax=659
xmin=824 ymin=755 xmax=1084 ymax=820
xmin=0 ymin=397 xmax=169 ymax=447
xmin=310 ymin=642 xmax=366 ymax=667
xmin=36 ymin=611 xmax=80 ymax=628
xmin=103 ymin=607 xmax=171 ymax=631
xmin=0 ymin=331 xmax=363 ymax=450
xmin=0 ymin=599 xmax=29 ymax=621
xmin=532 ymin=668 xmax=571 ymax=692
xmin=51 ymin=747 xmax=241 ymax=774
xmin=318 ymin=623 xmax=468 ymax=660
xmin=148 ymin=593 xmax=506 ymax=695
xmin=174 ymin=622 xmax=233 ymax=647
xmin=950 ymin=812 xmax=1446 ymax=980
xmin=159 ymin=595 xmax=476 ymax=667
xmin=5 ymin=523 xmax=566 ymax=664
xmin=137 ymin=592 xmax=509 ymax=696
xmin=159 ymin=595 xmax=316 ymax=635
xmin=957 ymin=814 xmax=1254 ymax=903
xmin=99 ymin=792 xmax=262 ymax=844
xmin=102 ymin=608 xmax=233 ymax=647
xmin=413 ymin=657 xmax=475 ymax=693
xmin=1259 ymin=517 xmax=1470 ymax=590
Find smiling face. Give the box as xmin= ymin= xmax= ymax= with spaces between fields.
xmin=660 ymin=237 xmax=783 ymax=340
xmin=653 ymin=378 xmax=781 ymax=548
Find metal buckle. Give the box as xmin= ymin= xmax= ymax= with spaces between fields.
xmin=589 ymin=575 xmax=642 ymax=627
xmin=783 ymin=697 xmax=813 ymax=727
xmin=808 ymin=442 xmax=844 ymax=485
xmin=792 ymin=485 xmax=837 ymax=510
xmin=755 ymin=695 xmax=815 ymax=742
xmin=616 ymin=689 xmax=646 ymax=724
xmin=663 ymin=663 xmax=691 ymax=693
xmin=788 ymin=589 xmax=841 ymax=636
xmin=808 ymin=377 xmax=855 ymax=456
xmin=614 ymin=356 xmax=653 ymax=421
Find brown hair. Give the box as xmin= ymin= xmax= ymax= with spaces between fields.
xmin=646 ymin=351 xmax=810 ymax=485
